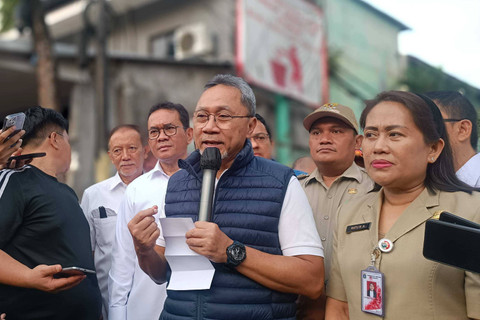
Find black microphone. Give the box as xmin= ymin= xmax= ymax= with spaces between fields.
xmin=198 ymin=147 xmax=222 ymax=222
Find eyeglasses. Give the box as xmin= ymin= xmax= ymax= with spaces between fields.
xmin=110 ymin=146 xmax=140 ymax=157
xmin=443 ymin=118 xmax=464 ymax=123
xmin=148 ymin=125 xmax=181 ymax=140
xmin=250 ymin=133 xmax=270 ymax=143
xmin=193 ymin=111 xmax=252 ymax=129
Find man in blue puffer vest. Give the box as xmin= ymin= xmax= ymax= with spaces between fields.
xmin=128 ymin=74 xmax=325 ymax=320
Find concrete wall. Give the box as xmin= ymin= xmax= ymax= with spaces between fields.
xmin=108 ymin=0 xmax=235 ymax=62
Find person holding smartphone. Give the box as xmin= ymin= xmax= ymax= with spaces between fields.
xmin=0 ymin=106 xmax=102 ymax=319
xmin=0 ymin=126 xmax=25 ymax=170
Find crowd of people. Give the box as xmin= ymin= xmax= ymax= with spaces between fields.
xmin=0 ymin=74 xmax=479 ymax=320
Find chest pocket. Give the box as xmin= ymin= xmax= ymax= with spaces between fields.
xmin=92 ymin=206 xmax=117 ymax=248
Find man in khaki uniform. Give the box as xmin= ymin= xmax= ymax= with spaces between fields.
xmin=297 ymin=103 xmax=374 ymax=319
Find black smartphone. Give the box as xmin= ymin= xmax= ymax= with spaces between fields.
xmin=6 ymin=152 xmax=46 ymax=167
xmin=54 ymin=266 xmax=96 ymax=278
xmin=2 ymin=112 xmax=25 ymax=141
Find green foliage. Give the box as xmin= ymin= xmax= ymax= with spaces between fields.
xmin=0 ymin=0 xmax=19 ymax=32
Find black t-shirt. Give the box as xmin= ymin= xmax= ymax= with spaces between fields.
xmin=0 ymin=166 xmax=102 ymax=320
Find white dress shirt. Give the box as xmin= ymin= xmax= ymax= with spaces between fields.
xmin=81 ymin=172 xmax=126 ymax=320
xmin=456 ymin=153 xmax=480 ymax=187
xmin=108 ymin=162 xmax=168 ymax=320
xmin=157 ymin=175 xmax=324 ymax=258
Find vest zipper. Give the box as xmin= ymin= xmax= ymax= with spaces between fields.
xmin=196 ymin=292 xmax=203 ymax=320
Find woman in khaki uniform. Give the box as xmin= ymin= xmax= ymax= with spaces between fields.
xmin=326 ymin=91 xmax=480 ymax=319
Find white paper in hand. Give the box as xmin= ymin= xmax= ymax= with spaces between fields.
xmin=160 ymin=217 xmax=215 ymax=290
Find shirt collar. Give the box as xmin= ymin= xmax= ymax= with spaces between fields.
xmin=304 ymin=162 xmax=364 ymax=186
xmin=109 ymin=172 xmax=127 ymax=191
xmin=151 ymin=160 xmax=172 ymax=179
xmin=456 ymin=153 xmax=480 ymax=185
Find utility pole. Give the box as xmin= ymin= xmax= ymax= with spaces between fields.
xmin=94 ymin=0 xmax=111 ymax=182
xmin=95 ymin=0 xmax=109 ymax=152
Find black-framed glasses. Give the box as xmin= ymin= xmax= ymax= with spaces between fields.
xmin=443 ymin=118 xmax=464 ymax=123
xmin=250 ymin=133 xmax=270 ymax=143
xmin=148 ymin=125 xmax=181 ymax=139
xmin=193 ymin=111 xmax=252 ymax=129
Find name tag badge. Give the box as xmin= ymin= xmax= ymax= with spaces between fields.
xmin=346 ymin=222 xmax=371 ymax=234
xmin=361 ymin=266 xmax=385 ymax=317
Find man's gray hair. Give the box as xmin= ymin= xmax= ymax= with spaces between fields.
xmin=204 ymin=74 xmax=256 ymax=116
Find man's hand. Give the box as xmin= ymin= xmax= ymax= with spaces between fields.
xmin=26 ymin=264 xmax=85 ymax=293
xmin=128 ymin=206 xmax=160 ymax=255
xmin=0 ymin=127 xmax=25 ymax=170
xmin=185 ymin=221 xmax=233 ymax=263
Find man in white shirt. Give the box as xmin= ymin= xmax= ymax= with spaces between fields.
xmin=81 ymin=124 xmax=148 ymax=319
xmin=108 ymin=102 xmax=193 ymax=320
xmin=425 ymin=91 xmax=480 ymax=187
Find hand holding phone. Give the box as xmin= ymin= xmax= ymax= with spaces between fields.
xmin=54 ymin=266 xmax=96 ymax=278
xmin=2 ymin=113 xmax=25 ymax=142
xmin=6 ymin=152 xmax=46 ymax=168
xmin=1 ymin=128 xmax=25 ymax=170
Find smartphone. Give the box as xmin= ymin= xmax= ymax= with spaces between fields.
xmin=54 ymin=266 xmax=96 ymax=278
xmin=6 ymin=152 xmax=46 ymax=168
xmin=2 ymin=112 xmax=26 ymax=141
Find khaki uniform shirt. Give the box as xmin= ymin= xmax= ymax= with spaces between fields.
xmin=299 ymin=163 xmax=374 ymax=279
xmin=327 ymin=188 xmax=480 ymax=320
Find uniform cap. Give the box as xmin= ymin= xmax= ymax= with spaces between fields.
xmin=303 ymin=103 xmax=359 ymax=133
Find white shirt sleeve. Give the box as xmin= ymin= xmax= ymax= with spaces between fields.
xmin=80 ymin=189 xmax=95 ymax=251
xmin=279 ymin=176 xmax=324 ymax=257
xmin=155 ymin=203 xmax=166 ymax=247
xmin=108 ymin=189 xmax=135 ymax=320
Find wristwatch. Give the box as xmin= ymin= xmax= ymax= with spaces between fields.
xmin=226 ymin=241 xmax=246 ymax=268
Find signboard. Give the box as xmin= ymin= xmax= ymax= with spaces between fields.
xmin=236 ymin=0 xmax=328 ymax=105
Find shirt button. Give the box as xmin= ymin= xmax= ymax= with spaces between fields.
xmin=324 ymin=216 xmax=329 ymax=220
xmin=321 ymin=237 xmax=326 ymax=241
xmin=327 ymin=194 xmax=333 ymax=199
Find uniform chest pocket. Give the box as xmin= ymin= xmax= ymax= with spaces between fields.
xmin=92 ymin=207 xmax=117 ymax=248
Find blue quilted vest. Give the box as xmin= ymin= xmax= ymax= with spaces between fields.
xmin=160 ymin=141 xmax=297 ymax=320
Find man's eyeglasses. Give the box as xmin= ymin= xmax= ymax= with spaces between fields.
xmin=250 ymin=133 xmax=270 ymax=143
xmin=193 ymin=111 xmax=252 ymax=129
xmin=443 ymin=118 xmax=464 ymax=123
xmin=111 ymin=146 xmax=140 ymax=157
xmin=148 ymin=125 xmax=181 ymax=139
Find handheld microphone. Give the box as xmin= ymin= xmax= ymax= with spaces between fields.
xmin=198 ymin=147 xmax=222 ymax=222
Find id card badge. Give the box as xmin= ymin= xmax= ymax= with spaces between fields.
xmin=361 ymin=266 xmax=385 ymax=316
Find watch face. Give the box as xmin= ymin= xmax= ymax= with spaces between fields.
xmin=228 ymin=242 xmax=246 ymax=266
xmin=231 ymin=245 xmax=245 ymax=260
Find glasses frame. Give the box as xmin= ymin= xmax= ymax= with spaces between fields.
xmin=148 ymin=125 xmax=181 ymax=140
xmin=443 ymin=118 xmax=464 ymax=123
xmin=250 ymin=133 xmax=270 ymax=143
xmin=193 ymin=111 xmax=252 ymax=129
